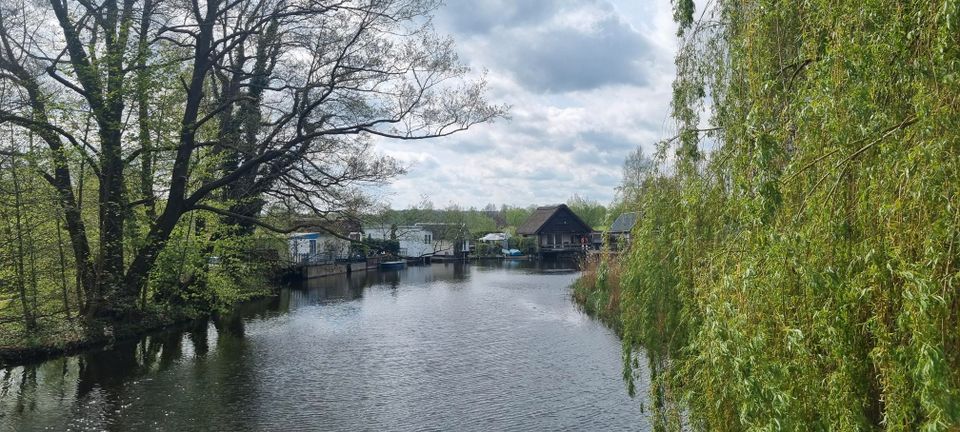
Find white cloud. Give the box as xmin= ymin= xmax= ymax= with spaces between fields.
xmin=374 ymin=0 xmax=679 ymax=208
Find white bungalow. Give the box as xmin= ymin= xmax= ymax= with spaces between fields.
xmin=364 ymin=225 xmax=436 ymax=258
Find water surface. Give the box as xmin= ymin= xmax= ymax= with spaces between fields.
xmin=1 ymin=261 xmax=648 ymax=431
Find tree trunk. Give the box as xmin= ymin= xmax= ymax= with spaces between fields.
xmin=56 ymin=218 xmax=72 ymax=320
xmin=7 ymin=69 xmax=97 ymax=319
xmin=92 ymin=128 xmax=128 ymax=319
xmin=136 ymin=0 xmax=156 ymax=222
xmin=10 ymin=156 xmax=36 ymax=330
xmin=123 ymin=201 xmax=184 ymax=304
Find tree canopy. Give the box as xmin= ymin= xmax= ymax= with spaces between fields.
xmin=0 ymin=0 xmax=503 ymax=324
xmin=567 ymin=194 xmax=607 ymax=230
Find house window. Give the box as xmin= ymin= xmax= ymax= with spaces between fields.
xmin=309 ymin=239 xmax=317 ymax=255
xmin=424 ymin=234 xmax=432 ymax=244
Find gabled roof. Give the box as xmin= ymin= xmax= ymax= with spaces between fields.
xmin=609 ymin=212 xmax=639 ymax=233
xmin=516 ymin=204 xmax=592 ymax=235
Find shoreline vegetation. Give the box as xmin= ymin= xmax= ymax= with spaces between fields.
xmin=2 ymin=0 xmax=959 ymax=429
xmin=577 ymin=0 xmax=960 ymax=429
xmin=0 ymin=281 xmax=277 ymax=367
xmin=572 ymin=256 xmax=622 ymax=334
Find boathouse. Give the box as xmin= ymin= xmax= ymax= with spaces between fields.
xmin=516 ymin=204 xmax=593 ymax=254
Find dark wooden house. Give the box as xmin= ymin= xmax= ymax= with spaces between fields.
xmin=516 ymin=204 xmax=593 ymax=253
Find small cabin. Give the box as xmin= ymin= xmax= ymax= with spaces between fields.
xmin=287 ymin=219 xmax=362 ymax=264
xmin=516 ymin=204 xmax=593 ymax=253
xmin=417 ymin=223 xmax=472 ymax=258
xmin=607 ymin=212 xmax=639 ymax=250
xmin=364 ymin=222 xmax=472 ymax=258
xmin=364 ymin=224 xmax=435 ymax=258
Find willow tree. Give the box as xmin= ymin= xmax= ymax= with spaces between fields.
xmin=0 ymin=0 xmax=503 ymax=320
xmin=620 ymin=0 xmax=960 ymax=430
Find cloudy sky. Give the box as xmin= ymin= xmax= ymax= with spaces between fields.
xmin=376 ymin=0 xmax=679 ymax=209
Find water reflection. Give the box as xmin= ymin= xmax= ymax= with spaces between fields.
xmin=0 ymin=260 xmax=645 ymax=432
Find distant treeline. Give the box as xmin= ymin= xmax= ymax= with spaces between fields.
xmin=375 ymin=195 xmax=611 ymax=236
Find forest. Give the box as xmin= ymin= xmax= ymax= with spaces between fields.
xmin=578 ymin=0 xmax=960 ymax=430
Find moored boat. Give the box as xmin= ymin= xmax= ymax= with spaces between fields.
xmin=379 ymin=260 xmax=406 ymax=270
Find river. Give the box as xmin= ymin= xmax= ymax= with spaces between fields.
xmin=0 ymin=261 xmax=649 ymax=431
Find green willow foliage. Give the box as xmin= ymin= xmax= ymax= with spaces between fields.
xmin=620 ymin=0 xmax=960 ymax=430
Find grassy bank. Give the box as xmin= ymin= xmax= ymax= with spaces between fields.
xmin=571 ymin=256 xmax=623 ymax=333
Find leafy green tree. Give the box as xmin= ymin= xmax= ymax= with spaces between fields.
xmin=503 ymin=206 xmax=533 ymax=229
xmin=0 ymin=0 xmax=503 ymax=324
xmin=618 ymin=0 xmax=960 ymax=430
xmin=567 ymin=194 xmax=607 ymax=230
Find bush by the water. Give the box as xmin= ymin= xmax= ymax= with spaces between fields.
xmin=572 ymin=257 xmax=622 ymax=331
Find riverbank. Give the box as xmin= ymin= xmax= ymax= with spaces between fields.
xmin=0 ymin=309 xmax=201 ymax=367
xmin=571 ymin=257 xmax=623 ymax=333
xmin=0 ymin=278 xmax=280 ymax=367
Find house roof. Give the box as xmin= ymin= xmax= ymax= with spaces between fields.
xmin=516 ymin=204 xmax=592 ymax=235
xmin=609 ymin=212 xmax=639 ymax=233
xmin=479 ymin=232 xmax=510 ymax=242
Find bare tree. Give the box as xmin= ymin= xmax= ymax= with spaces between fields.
xmin=616 ymin=147 xmax=655 ymax=206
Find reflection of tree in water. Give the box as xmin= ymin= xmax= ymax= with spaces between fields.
xmin=536 ymin=258 xmax=580 ymax=272
xmin=344 ymin=273 xmax=369 ymax=298
xmin=376 ymin=270 xmax=402 ymax=292
xmin=228 ymin=291 xmax=292 ymax=320
xmin=15 ymin=364 xmax=37 ymax=413
xmin=1 ymin=357 xmax=85 ymax=429
xmin=203 ymin=311 xmax=258 ymax=430
xmin=213 ymin=311 xmax=246 ymax=339
xmin=156 ymin=331 xmax=185 ymax=370
xmin=452 ymin=263 xmax=468 ymax=281
xmin=293 ymin=273 xmax=368 ymax=304
xmin=189 ymin=319 xmax=210 ymax=357
xmin=75 ymin=329 xmax=187 ymax=398
xmin=0 ymin=321 xmax=222 ymax=429
xmin=1 ymin=262 xmax=549 ymax=429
